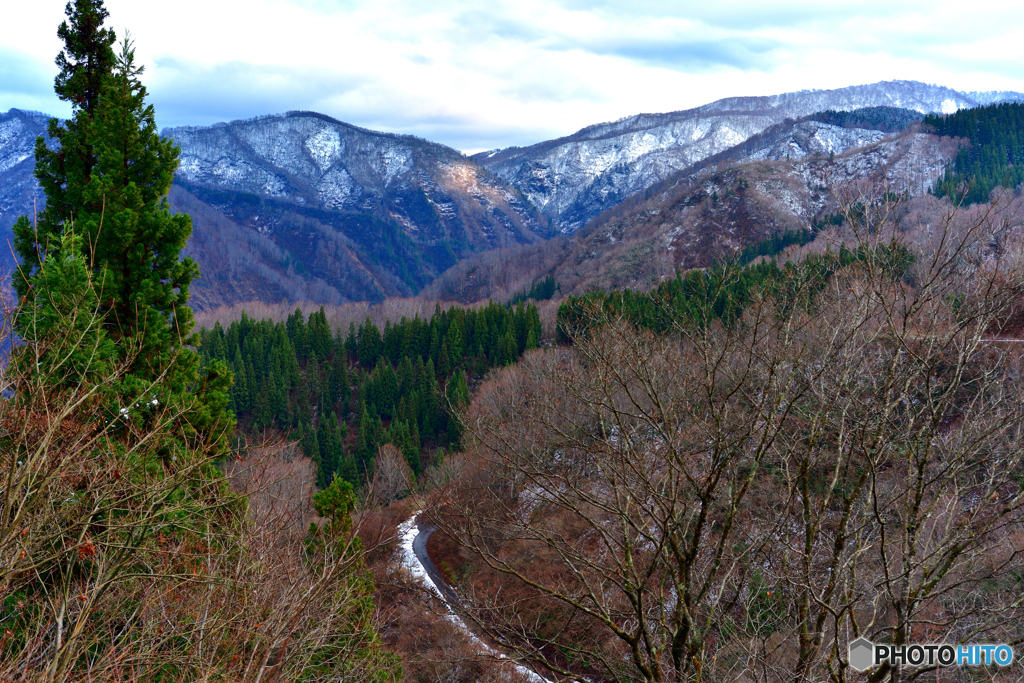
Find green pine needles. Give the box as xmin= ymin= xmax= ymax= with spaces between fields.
xmin=14 ymin=4 xmax=232 ymax=451
xmin=198 ymin=301 xmax=542 ymax=489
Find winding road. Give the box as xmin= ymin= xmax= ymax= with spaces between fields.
xmin=397 ymin=512 xmax=553 ymax=683
xmin=411 ymin=520 xmax=462 ymax=607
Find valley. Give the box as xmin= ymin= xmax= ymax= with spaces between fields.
xmin=8 ymin=52 xmax=1024 ymax=680
xmin=2 ymin=80 xmax=1022 ymax=310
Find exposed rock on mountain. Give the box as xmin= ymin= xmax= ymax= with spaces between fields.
xmin=166 ymin=111 xmax=551 ymax=307
xmin=431 ymin=126 xmax=963 ymax=300
xmin=0 ymin=109 xmax=48 ymax=277
xmin=0 ymin=109 xmax=551 ymax=308
xmin=678 ymin=107 xmax=925 ymax=178
xmin=0 ymin=80 xmax=1018 ymax=308
xmin=473 ymin=81 xmax=1019 ymax=233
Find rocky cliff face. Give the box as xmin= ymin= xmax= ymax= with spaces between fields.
xmin=0 ymin=109 xmax=49 ymax=277
xmin=473 ymin=80 xmax=1021 ymax=233
xmin=165 ymin=111 xmax=551 ymax=307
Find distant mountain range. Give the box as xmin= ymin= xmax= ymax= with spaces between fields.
xmin=0 ymin=80 xmax=1022 ymax=307
xmin=164 ymin=112 xmax=552 ymax=308
xmin=426 ymin=114 xmax=962 ymax=302
xmin=0 ymin=109 xmax=49 ymax=278
xmin=472 ymin=80 xmax=1024 ymax=234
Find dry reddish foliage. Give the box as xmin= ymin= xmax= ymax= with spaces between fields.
xmin=0 ymin=322 xmax=398 ymax=683
xmin=432 ymin=187 xmax=1024 ymax=683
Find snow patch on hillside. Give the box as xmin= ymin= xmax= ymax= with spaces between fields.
xmin=306 ymin=127 xmax=342 ymax=171
xmin=477 ymin=80 xmax=1010 ymax=233
xmin=0 ymin=117 xmax=35 ymax=174
xmin=317 ymin=167 xmax=358 ymax=208
xmin=381 ymin=145 xmax=413 ymax=185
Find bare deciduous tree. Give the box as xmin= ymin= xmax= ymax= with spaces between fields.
xmin=371 ymin=444 xmax=415 ymax=506
xmin=436 ymin=185 xmax=1024 ymax=683
xmin=0 ymin=284 xmax=400 ymax=681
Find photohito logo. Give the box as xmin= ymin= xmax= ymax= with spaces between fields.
xmin=848 ymin=638 xmax=1014 ymax=672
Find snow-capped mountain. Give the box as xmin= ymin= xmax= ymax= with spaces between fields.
xmin=0 ymin=109 xmax=49 ymax=277
xmin=167 ymin=112 xmax=541 ymax=229
xmin=0 ymin=109 xmax=551 ymax=308
xmin=430 ymin=124 xmax=963 ymax=303
xmin=2 ymin=79 xmax=1022 ymax=307
xmin=163 ymin=111 xmax=551 ymax=307
xmin=473 ymin=80 xmax=1023 ymax=233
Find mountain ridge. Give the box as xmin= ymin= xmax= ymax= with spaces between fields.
xmin=427 ymin=122 xmax=962 ymax=303
xmin=164 ymin=110 xmax=551 ymax=308
xmin=1 ymin=79 xmax=1021 ymax=307
xmin=472 ymin=80 xmax=1023 ymax=233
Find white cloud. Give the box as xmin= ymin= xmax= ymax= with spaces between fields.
xmin=2 ymin=0 xmax=1024 ymax=152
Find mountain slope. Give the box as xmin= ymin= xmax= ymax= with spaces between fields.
xmin=473 ymin=80 xmax=1020 ymax=233
xmin=430 ymin=124 xmax=962 ymax=301
xmin=0 ymin=109 xmax=49 ymax=278
xmin=166 ymin=111 xmax=551 ymax=307
xmin=0 ymin=109 xmax=553 ymax=308
xmin=0 ymin=80 xmax=1017 ymax=308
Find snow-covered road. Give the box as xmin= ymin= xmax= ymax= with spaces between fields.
xmin=396 ymin=512 xmax=554 ymax=683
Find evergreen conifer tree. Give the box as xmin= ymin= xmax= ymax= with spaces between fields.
xmin=20 ymin=0 xmax=115 ymax=241
xmin=317 ymin=414 xmax=338 ymax=488
xmin=437 ymin=340 xmax=451 ymax=378
xmin=17 ymin=231 xmax=116 ymax=385
xmin=308 ymin=307 xmax=331 ymax=361
xmin=355 ymin=406 xmax=372 ymax=469
xmin=329 ymin=352 xmax=350 ymax=408
xmin=13 ymin=7 xmax=232 ymax=449
xmin=344 ymin=322 xmax=358 ymax=360
xmin=445 ymin=370 xmax=470 ymax=446
xmin=357 ymin=318 xmax=381 ymax=368
xmin=253 ymin=378 xmax=272 ymax=430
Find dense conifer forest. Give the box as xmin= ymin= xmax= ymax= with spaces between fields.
xmin=926 ymin=102 xmax=1024 ymax=203
xmin=555 ymin=243 xmax=913 ymax=337
xmin=508 ymin=274 xmax=559 ymax=305
xmin=197 ymin=301 xmax=542 ymax=487
xmin=807 ymin=106 xmax=922 ymax=132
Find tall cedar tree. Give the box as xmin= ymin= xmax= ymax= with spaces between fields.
xmin=20 ymin=0 xmax=116 ymax=239
xmin=13 ymin=1 xmax=232 ymax=450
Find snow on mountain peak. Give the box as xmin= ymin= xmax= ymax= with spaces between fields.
xmin=475 ymin=80 xmax=1024 ymax=233
xmin=306 ymin=126 xmax=343 ymax=171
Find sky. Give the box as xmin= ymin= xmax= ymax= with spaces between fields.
xmin=3 ymin=0 xmax=1024 ymax=154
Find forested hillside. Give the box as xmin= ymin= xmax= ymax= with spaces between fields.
xmin=927 ymin=102 xmax=1024 ymax=203
xmin=427 ymin=189 xmax=1024 ymax=682
xmin=556 ymin=242 xmax=912 ymax=336
xmin=197 ymin=301 xmax=542 ymax=487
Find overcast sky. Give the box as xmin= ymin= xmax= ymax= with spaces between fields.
xmin=3 ymin=0 xmax=1024 ymax=153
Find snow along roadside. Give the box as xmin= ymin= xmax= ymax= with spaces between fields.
xmin=396 ymin=511 xmax=554 ymax=683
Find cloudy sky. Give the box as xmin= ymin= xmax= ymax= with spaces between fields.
xmin=3 ymin=0 xmax=1024 ymax=153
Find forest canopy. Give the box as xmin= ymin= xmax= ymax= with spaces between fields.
xmin=197 ymin=300 xmax=542 ymax=488
xmin=926 ymin=102 xmax=1024 ymax=204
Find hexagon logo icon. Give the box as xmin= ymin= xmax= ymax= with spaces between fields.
xmin=849 ymin=637 xmax=874 ymax=672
